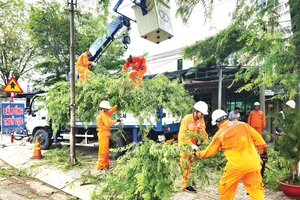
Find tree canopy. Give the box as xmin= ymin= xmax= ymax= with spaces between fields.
xmin=0 ymin=0 xmax=36 ymax=87
xmin=182 ymin=0 xmax=300 ymax=99
xmin=28 ymin=0 xmax=126 ymax=87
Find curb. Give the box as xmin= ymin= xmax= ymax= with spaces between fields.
xmin=0 ymin=135 xmax=96 ymax=200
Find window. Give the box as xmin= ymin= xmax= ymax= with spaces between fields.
xmin=177 ymin=59 xmax=183 ymax=70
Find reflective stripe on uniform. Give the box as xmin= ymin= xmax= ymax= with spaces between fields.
xmin=218 ymin=122 xmax=243 ymax=139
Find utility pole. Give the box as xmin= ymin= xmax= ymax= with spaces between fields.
xmin=68 ymin=0 xmax=76 ymax=164
xmin=218 ymin=66 xmax=223 ymax=109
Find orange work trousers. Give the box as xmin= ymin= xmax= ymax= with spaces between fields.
xmin=180 ymin=152 xmax=194 ymax=189
xmin=253 ymin=127 xmax=263 ymax=135
xmin=128 ymin=68 xmax=146 ymax=86
xmin=97 ymin=136 xmax=109 ymax=170
xmin=218 ymin=169 xmax=264 ymax=200
xmin=76 ymin=65 xmax=89 ymax=82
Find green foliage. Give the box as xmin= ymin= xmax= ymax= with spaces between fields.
xmin=34 ymin=60 xmax=65 ymax=87
xmin=261 ymin=146 xmax=286 ymax=190
xmin=0 ymin=163 xmax=27 ymax=178
xmin=92 ymin=40 xmax=126 ymax=73
xmin=0 ymin=0 xmax=36 ymax=85
xmin=231 ymin=0 xmax=300 ymax=99
xmin=270 ymin=108 xmax=300 ymax=182
xmin=183 ymin=0 xmax=300 ymax=99
xmin=28 ymin=0 xmax=73 ymax=86
xmin=46 ymin=74 xmax=195 ymax=131
xmin=30 ymin=146 xmax=94 ymax=171
xmin=28 ymin=0 xmax=124 ymax=87
xmin=183 ymin=25 xmax=246 ymax=66
xmin=161 ymin=0 xmax=212 ymax=23
xmin=91 ymin=137 xmax=208 ymax=200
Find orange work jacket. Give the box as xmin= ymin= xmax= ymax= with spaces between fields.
xmin=76 ymin=52 xmax=92 ymax=69
xmin=197 ymin=120 xmax=267 ymax=173
xmin=97 ymin=105 xmax=118 ymax=137
xmin=122 ymin=56 xmax=147 ymax=72
xmin=247 ymin=110 xmax=266 ymax=128
xmin=178 ymin=114 xmax=207 ymax=146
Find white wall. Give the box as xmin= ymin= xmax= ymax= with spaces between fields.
xmin=145 ymin=52 xmax=194 ymax=74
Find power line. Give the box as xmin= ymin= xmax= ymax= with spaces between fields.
xmin=151 ymin=59 xmax=179 ymax=70
xmin=148 ymin=56 xmax=183 ymax=65
xmin=192 ymin=0 xmax=235 ymax=14
xmin=118 ymin=1 xmax=133 ymax=11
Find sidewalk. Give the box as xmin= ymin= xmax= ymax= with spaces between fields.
xmin=0 ymin=134 xmax=292 ymax=200
xmin=0 ymin=135 xmax=97 ymax=200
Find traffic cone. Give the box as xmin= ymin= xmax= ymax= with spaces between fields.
xmin=30 ymin=137 xmax=44 ymax=160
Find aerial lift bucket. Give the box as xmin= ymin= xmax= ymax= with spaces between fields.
xmin=132 ymin=0 xmax=174 ymax=44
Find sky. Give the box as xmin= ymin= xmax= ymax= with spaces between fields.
xmin=21 ymin=0 xmax=237 ymax=91
xmin=26 ymin=0 xmax=237 ymax=57
xmin=109 ymin=0 xmax=237 ymax=57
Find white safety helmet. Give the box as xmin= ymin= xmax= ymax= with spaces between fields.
xmin=89 ymin=48 xmax=96 ymax=56
xmin=254 ymin=102 xmax=260 ymax=106
xmin=193 ymin=101 xmax=208 ymax=115
xmin=99 ymin=100 xmax=111 ymax=109
xmin=211 ymin=109 xmax=228 ymax=125
xmin=286 ymin=100 xmax=296 ymax=109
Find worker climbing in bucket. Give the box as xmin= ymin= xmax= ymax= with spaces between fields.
xmin=122 ymin=55 xmax=147 ymax=86
xmin=97 ymin=100 xmax=121 ymax=170
xmin=195 ymin=109 xmax=268 ymax=200
xmin=178 ymin=101 xmax=209 ymax=193
xmin=76 ymin=49 xmax=96 ymax=82
xmin=247 ymin=102 xmax=266 ymax=135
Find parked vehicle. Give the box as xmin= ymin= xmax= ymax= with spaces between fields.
xmin=17 ymin=91 xmax=180 ymax=159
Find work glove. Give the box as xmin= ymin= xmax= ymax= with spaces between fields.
xmin=260 ymin=153 xmax=268 ymax=162
xmin=116 ymin=119 xmax=121 ymax=123
xmin=91 ymin=62 xmax=96 ymax=66
xmin=191 ymin=144 xmax=199 ymax=151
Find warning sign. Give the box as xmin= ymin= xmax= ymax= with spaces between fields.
xmin=1 ymin=103 xmax=26 ymax=134
xmin=2 ymin=76 xmax=23 ymax=93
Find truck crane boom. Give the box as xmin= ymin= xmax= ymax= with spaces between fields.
xmin=88 ymin=16 xmax=131 ymax=63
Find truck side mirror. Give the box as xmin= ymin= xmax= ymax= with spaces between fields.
xmin=26 ymin=109 xmax=31 ymax=115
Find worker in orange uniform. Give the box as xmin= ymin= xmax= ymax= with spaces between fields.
xmin=247 ymin=102 xmax=266 ymax=135
xmin=97 ymin=100 xmax=121 ymax=170
xmin=76 ymin=49 xmax=96 ymax=82
xmin=195 ymin=109 xmax=268 ymax=200
xmin=178 ymin=101 xmax=209 ymax=193
xmin=122 ymin=55 xmax=147 ymax=86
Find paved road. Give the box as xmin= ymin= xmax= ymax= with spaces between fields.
xmin=171 ymin=179 xmax=291 ymax=200
xmin=0 ymin=134 xmax=292 ymax=200
xmin=0 ymin=160 xmax=74 ymax=200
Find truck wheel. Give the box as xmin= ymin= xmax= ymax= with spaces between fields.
xmin=109 ymin=131 xmax=125 ymax=160
xmin=34 ymin=129 xmax=52 ymax=150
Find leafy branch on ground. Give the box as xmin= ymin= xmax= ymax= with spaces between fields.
xmin=29 ymin=146 xmax=94 ymax=171
xmin=0 ymin=164 xmax=27 ymax=178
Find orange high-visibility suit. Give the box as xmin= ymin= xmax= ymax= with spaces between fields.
xmin=247 ymin=110 xmax=266 ymax=135
xmin=178 ymin=114 xmax=208 ymax=189
xmin=97 ymin=105 xmax=118 ymax=170
xmin=76 ymin=52 xmax=92 ymax=82
xmin=122 ymin=56 xmax=147 ymax=86
xmin=196 ymin=121 xmax=267 ymax=200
